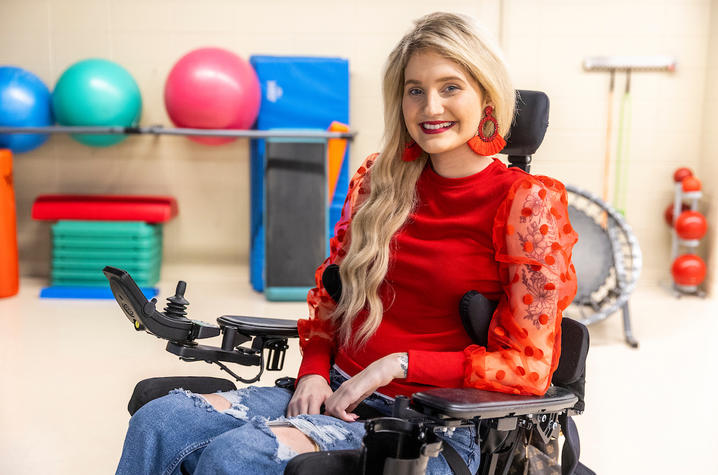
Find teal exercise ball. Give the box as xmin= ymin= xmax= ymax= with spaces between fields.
xmin=52 ymin=59 xmax=142 ymax=147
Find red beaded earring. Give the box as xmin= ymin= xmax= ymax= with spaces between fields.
xmin=402 ymin=140 xmax=423 ymax=162
xmin=467 ymin=106 xmax=506 ymax=156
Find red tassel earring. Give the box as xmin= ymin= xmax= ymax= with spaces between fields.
xmin=402 ymin=140 xmax=423 ymax=162
xmin=467 ymin=106 xmax=506 ymax=156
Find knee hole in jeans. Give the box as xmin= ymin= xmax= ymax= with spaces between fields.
xmin=201 ymin=393 xmax=231 ymax=411
xmin=270 ymin=426 xmax=318 ymax=455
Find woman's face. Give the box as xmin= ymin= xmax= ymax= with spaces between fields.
xmin=402 ymin=50 xmax=486 ymax=157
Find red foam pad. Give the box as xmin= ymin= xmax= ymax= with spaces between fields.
xmin=32 ymin=195 xmax=178 ymax=223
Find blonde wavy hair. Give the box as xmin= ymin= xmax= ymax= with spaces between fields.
xmin=333 ymin=11 xmax=516 ymax=348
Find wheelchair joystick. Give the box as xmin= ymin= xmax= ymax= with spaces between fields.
xmin=164 ymin=281 xmax=189 ymax=319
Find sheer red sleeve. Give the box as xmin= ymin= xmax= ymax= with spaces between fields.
xmin=463 ymin=175 xmax=578 ymax=395
xmin=296 ymin=153 xmax=378 ymax=383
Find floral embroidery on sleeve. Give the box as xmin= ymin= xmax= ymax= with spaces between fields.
xmin=464 ymin=175 xmax=578 ymax=395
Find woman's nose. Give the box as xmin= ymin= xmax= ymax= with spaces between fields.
xmin=424 ymin=90 xmax=444 ymax=116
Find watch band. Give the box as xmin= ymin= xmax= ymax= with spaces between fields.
xmin=398 ymin=352 xmax=408 ymax=379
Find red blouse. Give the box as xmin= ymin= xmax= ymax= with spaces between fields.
xmin=297 ymin=153 xmax=578 ymax=397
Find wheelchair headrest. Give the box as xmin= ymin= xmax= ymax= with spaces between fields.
xmin=502 ymin=90 xmax=550 ymax=156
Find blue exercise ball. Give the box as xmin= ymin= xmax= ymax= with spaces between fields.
xmin=0 ymin=66 xmax=53 ymax=153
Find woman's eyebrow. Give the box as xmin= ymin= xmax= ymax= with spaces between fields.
xmin=404 ymin=75 xmax=466 ymax=86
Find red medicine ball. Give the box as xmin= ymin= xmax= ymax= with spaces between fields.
xmin=673 ymin=167 xmax=693 ymax=183
xmin=671 ymin=254 xmax=707 ymax=287
xmin=664 ymin=203 xmax=691 ymax=227
xmin=675 ymin=211 xmax=708 ymax=240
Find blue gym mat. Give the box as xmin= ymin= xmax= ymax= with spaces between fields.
xmin=249 ymin=55 xmax=350 ymax=293
xmin=40 ymin=285 xmax=158 ymax=300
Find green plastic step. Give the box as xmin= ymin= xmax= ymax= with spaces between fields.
xmin=52 ymin=221 xmax=162 ymax=238
xmin=52 ymin=256 xmax=161 ymax=272
xmin=52 ymin=234 xmax=162 ymax=251
xmin=52 ymin=247 xmax=161 ymax=260
xmin=51 ymin=277 xmax=158 ymax=287
xmin=52 ymin=267 xmax=159 ymax=283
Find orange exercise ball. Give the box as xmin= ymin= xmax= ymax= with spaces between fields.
xmin=671 ymin=254 xmax=706 ymax=287
xmin=682 ymin=176 xmax=702 ymax=192
xmin=675 ymin=211 xmax=708 ymax=240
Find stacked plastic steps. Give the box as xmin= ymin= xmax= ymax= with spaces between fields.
xmin=32 ymin=195 xmax=177 ymax=299
xmin=52 ymin=221 xmax=162 ymax=286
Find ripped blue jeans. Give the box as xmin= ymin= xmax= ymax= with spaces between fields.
xmin=116 ymin=368 xmax=479 ymax=474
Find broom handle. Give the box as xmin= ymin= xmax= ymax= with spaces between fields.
xmin=601 ymin=71 xmax=616 ymax=227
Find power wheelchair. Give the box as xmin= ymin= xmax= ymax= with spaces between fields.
xmin=106 ymin=90 xmax=593 ymax=475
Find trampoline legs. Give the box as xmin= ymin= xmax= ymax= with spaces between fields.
xmin=621 ymin=302 xmax=639 ymax=348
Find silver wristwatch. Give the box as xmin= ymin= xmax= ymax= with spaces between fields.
xmin=398 ymin=352 xmax=408 ymax=378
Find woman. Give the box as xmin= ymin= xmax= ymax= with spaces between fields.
xmin=117 ymin=11 xmax=577 ymax=475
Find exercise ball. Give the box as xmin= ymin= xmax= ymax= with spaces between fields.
xmin=673 ymin=167 xmax=693 ymax=183
xmin=675 ymin=210 xmax=707 ymax=240
xmin=0 ymin=66 xmax=53 ymax=153
xmin=664 ymin=203 xmax=690 ymax=227
xmin=671 ymin=254 xmax=706 ymax=287
xmin=52 ymin=59 xmax=142 ymax=147
xmin=164 ymin=47 xmax=260 ymax=145
xmin=682 ymin=176 xmax=702 ymax=193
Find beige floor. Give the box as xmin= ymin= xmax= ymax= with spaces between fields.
xmin=0 ymin=263 xmax=716 ymax=474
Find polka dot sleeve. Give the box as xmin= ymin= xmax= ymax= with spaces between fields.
xmin=296 ymin=153 xmax=378 ymax=382
xmin=463 ymin=175 xmax=578 ymax=395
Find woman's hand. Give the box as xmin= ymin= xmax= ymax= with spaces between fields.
xmin=323 ymin=353 xmax=407 ymax=422
xmin=286 ymin=374 xmax=334 ymax=417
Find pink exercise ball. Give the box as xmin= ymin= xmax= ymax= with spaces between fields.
xmin=164 ymin=47 xmax=261 ymax=145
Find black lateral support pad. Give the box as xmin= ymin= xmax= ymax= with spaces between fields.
xmin=322 ymin=263 xmax=342 ymax=303
xmin=553 ymin=318 xmax=590 ymax=386
xmin=411 ymin=386 xmax=577 ymax=419
xmin=459 ymin=291 xmax=496 ymax=347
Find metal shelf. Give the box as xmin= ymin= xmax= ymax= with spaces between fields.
xmin=0 ymin=125 xmax=356 ymax=140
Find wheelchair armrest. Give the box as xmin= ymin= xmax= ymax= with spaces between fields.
xmin=411 ymin=386 xmax=577 ymax=420
xmin=217 ymin=315 xmax=299 ymax=338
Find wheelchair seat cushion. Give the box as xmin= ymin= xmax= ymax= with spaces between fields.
xmin=285 ymin=449 xmax=363 ymax=475
xmin=128 ymin=376 xmax=237 ymax=415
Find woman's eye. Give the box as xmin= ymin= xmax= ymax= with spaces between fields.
xmin=408 ymin=88 xmax=423 ymax=96
xmin=445 ymin=85 xmax=460 ymax=93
